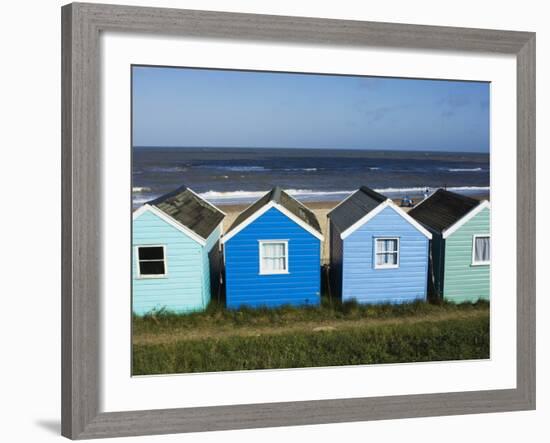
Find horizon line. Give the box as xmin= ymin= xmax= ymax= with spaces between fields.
xmin=132 ymin=146 xmax=490 ymax=154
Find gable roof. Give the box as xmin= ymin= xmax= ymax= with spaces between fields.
xmin=408 ymin=188 xmax=483 ymax=235
xmin=327 ymin=186 xmax=387 ymax=233
xmin=222 ymin=187 xmax=323 ymax=243
xmin=328 ymin=186 xmax=432 ymax=240
xmin=135 ymin=185 xmax=225 ymax=241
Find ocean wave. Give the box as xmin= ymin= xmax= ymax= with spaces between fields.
xmin=199 ymin=189 xmax=354 ymax=201
xmin=286 ymin=189 xmax=353 ymax=197
xmin=199 ymin=190 xmax=268 ymax=200
xmin=223 ymin=166 xmax=268 ymax=172
xmin=133 ymin=186 xmax=490 ymax=207
xmin=132 ymin=186 xmax=152 ymax=193
xmin=446 ymin=167 xmax=484 ymax=172
xmin=203 ymin=165 xmax=320 ymax=172
xmin=282 ymin=168 xmax=318 ymax=172
xmin=444 ymin=186 xmax=490 ymax=193
xmin=199 ymin=186 xmax=490 ymax=202
xmin=149 ymin=166 xmax=188 ymax=173
xmin=196 ymin=165 xmax=269 ymax=172
xmin=374 ymin=186 xmax=490 ymax=194
xmin=132 ymin=196 xmax=153 ymax=205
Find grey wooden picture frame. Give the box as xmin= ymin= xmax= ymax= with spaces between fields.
xmin=61 ymin=2 xmax=536 ymax=439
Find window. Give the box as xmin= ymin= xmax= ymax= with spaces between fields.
xmin=374 ymin=238 xmax=399 ymax=269
xmin=259 ymin=240 xmax=288 ymax=275
xmin=136 ymin=245 xmax=167 ymax=277
xmin=472 ymin=235 xmax=490 ymax=265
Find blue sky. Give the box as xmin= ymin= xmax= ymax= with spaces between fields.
xmin=132 ymin=66 xmax=490 ymax=153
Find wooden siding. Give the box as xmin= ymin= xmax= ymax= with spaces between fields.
xmin=342 ymin=206 xmax=429 ymax=304
xmin=329 ymin=219 xmax=344 ymax=298
xmin=443 ymin=207 xmax=490 ymax=302
xmin=205 ymin=224 xmax=222 ymax=252
xmin=132 ymin=209 xmax=209 ymax=315
xmin=224 ymin=207 xmax=321 ymax=308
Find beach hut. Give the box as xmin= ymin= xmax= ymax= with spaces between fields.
xmin=327 ymin=186 xmax=432 ymax=304
xmin=132 ymin=185 xmax=225 ymax=315
xmin=222 ymin=187 xmax=324 ymax=309
xmin=408 ymin=189 xmax=490 ymax=303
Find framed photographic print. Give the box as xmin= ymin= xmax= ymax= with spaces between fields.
xmin=61 ymin=2 xmax=535 ymax=439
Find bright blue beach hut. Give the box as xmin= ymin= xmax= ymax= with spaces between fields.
xmin=222 ymin=187 xmax=324 ymax=309
xmin=327 ymin=186 xmax=432 ymax=304
xmin=132 ymin=185 xmax=225 ymax=315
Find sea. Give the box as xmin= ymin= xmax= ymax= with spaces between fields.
xmin=132 ymin=147 xmax=490 ymax=208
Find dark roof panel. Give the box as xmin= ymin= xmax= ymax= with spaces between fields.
xmin=408 ymin=188 xmax=481 ymax=233
xmin=328 ymin=186 xmax=387 ymax=233
xmin=227 ymin=191 xmax=272 ymax=233
xmin=147 ymin=185 xmax=225 ymax=240
xmin=226 ymin=187 xmax=322 ymax=236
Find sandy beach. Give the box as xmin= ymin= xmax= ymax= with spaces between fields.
xmin=218 ymin=193 xmax=489 ymax=262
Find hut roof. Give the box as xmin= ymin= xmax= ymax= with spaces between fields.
xmin=408 ymin=188 xmax=481 ymax=234
xmin=328 ymin=186 xmax=388 ymax=233
xmin=225 ymin=187 xmax=322 ymax=238
xmin=147 ymin=185 xmax=225 ymax=240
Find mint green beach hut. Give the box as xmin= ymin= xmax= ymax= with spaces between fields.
xmin=132 ymin=186 xmax=225 ymax=315
xmin=408 ymin=189 xmax=490 ymax=303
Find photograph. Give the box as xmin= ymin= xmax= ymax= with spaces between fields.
xmin=131 ymin=65 xmax=491 ymax=376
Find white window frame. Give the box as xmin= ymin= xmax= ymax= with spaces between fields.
xmin=471 ymin=234 xmax=491 ymax=266
xmin=374 ymin=237 xmax=400 ymax=269
xmin=258 ymin=240 xmax=289 ymax=275
xmin=135 ymin=245 xmax=168 ymax=278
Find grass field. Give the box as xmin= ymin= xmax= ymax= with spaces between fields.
xmin=132 ymin=300 xmax=490 ymax=375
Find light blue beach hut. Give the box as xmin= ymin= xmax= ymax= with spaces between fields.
xmin=132 ymin=185 xmax=225 ymax=315
xmin=222 ymin=187 xmax=324 ymax=309
xmin=328 ymin=186 xmax=432 ymax=304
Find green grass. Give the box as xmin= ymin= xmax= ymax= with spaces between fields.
xmin=133 ymin=315 xmax=489 ymax=375
xmin=133 ymin=298 xmax=489 ymax=334
xmin=132 ymin=299 xmax=490 ymax=375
